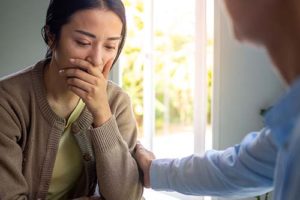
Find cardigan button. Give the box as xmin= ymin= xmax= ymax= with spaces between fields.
xmin=83 ymin=153 xmax=92 ymax=161
xmin=71 ymin=124 xmax=80 ymax=133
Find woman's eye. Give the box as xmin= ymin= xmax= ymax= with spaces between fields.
xmin=105 ymin=46 xmax=117 ymax=50
xmin=76 ymin=40 xmax=90 ymax=46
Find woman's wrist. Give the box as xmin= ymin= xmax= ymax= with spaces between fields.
xmin=93 ymin=110 xmax=112 ymax=128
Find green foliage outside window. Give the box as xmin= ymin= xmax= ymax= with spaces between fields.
xmin=122 ymin=0 xmax=195 ymax=136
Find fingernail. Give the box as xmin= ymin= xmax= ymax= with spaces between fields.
xmin=59 ymin=69 xmax=64 ymax=75
xmin=70 ymin=58 xmax=75 ymax=62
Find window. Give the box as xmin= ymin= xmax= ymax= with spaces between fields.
xmin=118 ymin=0 xmax=214 ymax=199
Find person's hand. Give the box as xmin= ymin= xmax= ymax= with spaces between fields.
xmin=134 ymin=141 xmax=156 ymax=188
xmin=59 ymin=58 xmax=113 ymax=127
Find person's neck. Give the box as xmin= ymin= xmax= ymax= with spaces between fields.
xmin=45 ymin=59 xmax=77 ymax=101
xmin=264 ymin=26 xmax=300 ymax=86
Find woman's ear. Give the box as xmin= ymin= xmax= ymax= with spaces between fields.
xmin=45 ymin=26 xmax=56 ymax=50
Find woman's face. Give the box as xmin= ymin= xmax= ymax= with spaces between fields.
xmin=51 ymin=8 xmax=123 ymax=73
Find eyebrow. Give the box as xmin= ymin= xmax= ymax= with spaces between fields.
xmin=107 ymin=36 xmax=122 ymax=41
xmin=75 ymin=29 xmax=122 ymax=41
xmin=75 ymin=30 xmax=96 ymax=39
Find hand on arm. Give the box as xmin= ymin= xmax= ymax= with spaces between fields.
xmin=134 ymin=142 xmax=156 ymax=188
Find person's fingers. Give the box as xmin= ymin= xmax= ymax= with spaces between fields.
xmin=134 ymin=142 xmax=147 ymax=159
xmin=68 ymin=84 xmax=88 ymax=100
xmin=69 ymin=58 xmax=94 ymax=73
xmin=68 ymin=58 xmax=113 ymax=80
xmin=60 ymin=68 xmax=97 ymax=85
xmin=133 ymin=141 xmax=154 ymax=188
xmin=102 ymin=59 xmax=114 ymax=79
xmin=69 ymin=58 xmax=102 ymax=78
xmin=135 ymin=142 xmax=143 ymax=151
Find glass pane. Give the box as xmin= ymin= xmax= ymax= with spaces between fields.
xmin=121 ymin=0 xmax=198 ymax=199
xmin=152 ymin=0 xmax=195 ymax=158
xmin=121 ymin=0 xmax=145 ymax=136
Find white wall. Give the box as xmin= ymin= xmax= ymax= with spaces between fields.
xmin=212 ymin=1 xmax=285 ymax=199
xmin=0 ymin=0 xmax=49 ymax=77
xmin=213 ymin=1 xmax=285 ymax=149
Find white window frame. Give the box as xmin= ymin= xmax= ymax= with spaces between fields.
xmin=142 ymin=0 xmax=155 ymax=150
xmin=140 ymin=0 xmax=208 ymax=155
xmin=212 ymin=0 xmax=221 ymax=151
xmin=194 ymin=0 xmax=207 ymax=156
xmin=116 ymin=1 xmax=209 ymax=199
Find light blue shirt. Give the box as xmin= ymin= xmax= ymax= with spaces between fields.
xmin=150 ymin=78 xmax=300 ymax=199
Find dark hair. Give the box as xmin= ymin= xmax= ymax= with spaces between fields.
xmin=41 ymin=0 xmax=126 ymax=66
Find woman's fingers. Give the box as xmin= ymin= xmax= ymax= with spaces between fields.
xmin=69 ymin=58 xmax=92 ymax=72
xmin=59 ymin=58 xmax=113 ymax=125
xmin=69 ymin=58 xmax=99 ymax=76
xmin=66 ymin=76 xmax=94 ymax=93
xmin=60 ymin=67 xmax=98 ymax=86
xmin=102 ymin=59 xmax=114 ymax=79
xmin=68 ymin=84 xmax=88 ymax=100
xmin=66 ymin=58 xmax=114 ymax=80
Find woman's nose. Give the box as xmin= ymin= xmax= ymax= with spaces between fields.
xmin=86 ymin=47 xmax=103 ymax=68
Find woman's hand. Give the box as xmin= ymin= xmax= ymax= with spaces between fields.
xmin=59 ymin=58 xmax=113 ymax=127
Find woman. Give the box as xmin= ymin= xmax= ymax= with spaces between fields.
xmin=0 ymin=0 xmax=143 ymax=199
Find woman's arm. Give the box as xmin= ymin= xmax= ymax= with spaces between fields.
xmin=62 ymin=59 xmax=143 ymax=199
xmin=89 ymin=91 xmax=143 ymax=200
xmin=0 ymin=105 xmax=29 ymax=200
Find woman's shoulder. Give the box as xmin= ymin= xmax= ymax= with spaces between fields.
xmin=0 ymin=66 xmax=34 ymax=96
xmin=0 ymin=59 xmax=45 ymax=88
xmin=0 ymin=60 xmax=45 ymax=102
xmin=106 ymin=80 xmax=132 ymax=107
xmin=107 ymin=81 xmax=130 ymax=98
xmin=0 ymin=66 xmax=33 ymax=84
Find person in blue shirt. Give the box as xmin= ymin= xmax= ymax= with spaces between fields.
xmin=134 ymin=0 xmax=300 ymax=199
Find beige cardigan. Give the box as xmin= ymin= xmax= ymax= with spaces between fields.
xmin=0 ymin=60 xmax=143 ymax=200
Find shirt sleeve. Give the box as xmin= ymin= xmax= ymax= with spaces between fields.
xmin=150 ymin=128 xmax=277 ymax=198
xmin=280 ymin=119 xmax=300 ymax=199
